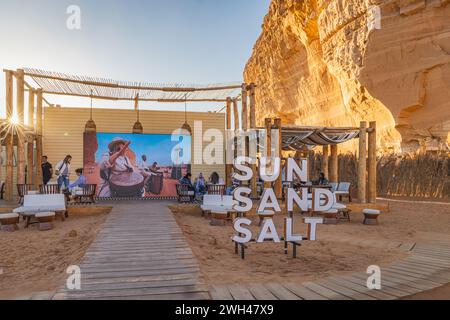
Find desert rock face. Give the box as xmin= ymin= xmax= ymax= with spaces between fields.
xmin=244 ymin=0 xmax=450 ymax=152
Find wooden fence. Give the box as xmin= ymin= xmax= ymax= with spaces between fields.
xmin=308 ymin=152 xmax=449 ymax=200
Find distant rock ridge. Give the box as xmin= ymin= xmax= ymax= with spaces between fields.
xmin=245 ymin=0 xmax=450 ymax=153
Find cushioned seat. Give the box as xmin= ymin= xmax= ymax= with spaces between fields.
xmin=363 ymin=209 xmax=381 ymax=215
xmin=35 ymin=212 xmax=56 ymax=218
xmin=0 ymin=213 xmax=19 ymax=219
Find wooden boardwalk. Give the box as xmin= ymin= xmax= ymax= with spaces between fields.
xmin=53 ymin=201 xmax=209 ymax=300
xmin=210 ymin=242 xmax=450 ymax=300
xmin=52 ymin=201 xmax=450 ymax=300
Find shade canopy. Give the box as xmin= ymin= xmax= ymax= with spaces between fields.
xmin=23 ymin=68 xmax=242 ymax=103
xmin=281 ymin=126 xmax=360 ymax=150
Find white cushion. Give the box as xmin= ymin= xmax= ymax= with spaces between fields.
xmin=333 ymin=203 xmax=347 ymax=210
xmin=14 ymin=205 xmax=66 ymax=214
xmin=23 ymin=194 xmax=66 ymax=207
xmin=203 ymin=195 xmax=222 ymax=206
xmin=363 ymin=209 xmax=381 ymax=215
xmin=334 ymin=191 xmax=349 ymax=195
xmin=258 ymin=210 xmax=275 ymax=216
xmin=187 ymin=191 xmax=195 ymax=196
xmin=35 ymin=212 xmax=55 ymax=218
xmin=0 ymin=213 xmax=19 ymax=219
xmin=222 ymin=196 xmax=235 ymax=207
xmin=324 ymin=209 xmax=338 ymax=214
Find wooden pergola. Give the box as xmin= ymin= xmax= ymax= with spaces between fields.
xmin=225 ymin=86 xmax=378 ymax=204
xmin=2 ymin=68 xmax=376 ymax=204
xmin=2 ymin=68 xmax=243 ymax=201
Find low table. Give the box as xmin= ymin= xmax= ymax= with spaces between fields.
xmin=0 ymin=213 xmax=20 ymax=232
xmin=210 ymin=210 xmax=229 ymax=226
xmin=35 ymin=212 xmax=56 ymax=231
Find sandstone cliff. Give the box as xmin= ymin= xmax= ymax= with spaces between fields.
xmin=244 ymin=0 xmax=450 ymax=152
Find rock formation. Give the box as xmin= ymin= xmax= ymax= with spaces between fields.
xmin=244 ymin=0 xmax=450 ymax=152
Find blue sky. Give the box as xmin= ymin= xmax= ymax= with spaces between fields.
xmin=96 ymin=132 xmax=192 ymax=166
xmin=0 ymin=0 xmax=270 ymax=116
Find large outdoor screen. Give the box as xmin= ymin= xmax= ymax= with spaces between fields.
xmin=83 ymin=132 xmax=191 ymax=198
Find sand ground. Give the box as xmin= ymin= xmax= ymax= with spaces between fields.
xmin=0 ymin=209 xmax=109 ymax=299
xmin=171 ymin=199 xmax=450 ymax=298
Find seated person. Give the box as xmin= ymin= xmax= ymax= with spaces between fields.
xmin=208 ymin=171 xmax=220 ymax=185
xmin=69 ymin=168 xmax=87 ymax=196
xmin=313 ymin=172 xmax=329 ymax=186
xmin=226 ymin=173 xmax=240 ymax=195
xmin=180 ymin=173 xmax=195 ymax=191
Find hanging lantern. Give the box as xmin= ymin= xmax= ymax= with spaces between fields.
xmin=85 ymin=90 xmax=97 ymax=133
xmin=132 ymin=93 xmax=143 ymax=134
xmin=181 ymin=94 xmax=192 ymax=135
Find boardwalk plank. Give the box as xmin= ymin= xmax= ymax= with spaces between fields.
xmin=210 ymin=286 xmax=233 ymax=300
xmin=248 ymin=284 xmax=278 ymax=300
xmin=282 ymin=283 xmax=327 ymax=300
xmin=264 ymin=283 xmax=301 ymax=300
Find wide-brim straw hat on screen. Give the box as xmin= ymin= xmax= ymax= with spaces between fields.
xmin=108 ymin=137 xmax=130 ymax=151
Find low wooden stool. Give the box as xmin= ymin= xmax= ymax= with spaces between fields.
xmin=323 ymin=209 xmax=339 ymax=225
xmin=363 ymin=209 xmax=381 ymax=225
xmin=338 ymin=208 xmax=351 ymax=222
xmin=35 ymin=212 xmax=56 ymax=231
xmin=258 ymin=210 xmax=275 ymax=226
xmin=0 ymin=213 xmax=20 ymax=232
xmin=210 ymin=211 xmax=228 ymax=226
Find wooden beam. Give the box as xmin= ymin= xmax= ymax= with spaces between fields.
xmin=5 ymin=71 xmax=14 ymax=201
xmin=225 ymin=97 xmax=233 ymax=187
xmin=27 ymin=89 xmax=35 ymax=184
xmin=358 ymin=121 xmax=368 ymax=204
xmin=35 ymin=89 xmax=43 ymax=188
xmin=233 ymin=98 xmax=240 ymax=132
xmin=5 ymin=70 xmax=13 ymax=119
xmin=21 ymin=70 xmax=242 ymax=92
xmin=241 ymin=84 xmax=248 ymax=132
xmin=322 ymin=145 xmax=329 ymax=179
xmin=16 ymin=69 xmax=26 ymax=185
xmin=41 ymin=91 xmax=232 ymax=103
xmin=368 ymin=121 xmax=377 ymax=203
xmin=329 ymin=145 xmax=338 ymax=183
xmin=264 ymin=118 xmax=272 ymax=189
xmin=249 ymin=83 xmax=258 ymax=198
xmin=249 ymin=83 xmax=256 ymax=128
xmin=273 ymin=118 xmax=282 ymax=199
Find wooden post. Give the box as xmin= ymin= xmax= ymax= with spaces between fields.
xmin=368 ymin=121 xmax=377 ymax=203
xmin=225 ymin=97 xmax=233 ymax=187
xmin=329 ymin=145 xmax=338 ymax=183
xmin=248 ymin=84 xmax=258 ymax=198
xmin=233 ymin=98 xmax=240 ymax=132
xmin=264 ymin=118 xmax=272 ymax=189
xmin=241 ymin=84 xmax=248 ymax=133
xmin=16 ymin=69 xmax=26 ymax=185
xmin=273 ymin=118 xmax=282 ymax=199
xmin=322 ymin=145 xmax=329 ymax=178
xmin=358 ymin=121 xmax=368 ymax=203
xmin=36 ymin=89 xmax=43 ymax=188
xmin=5 ymin=71 xmax=14 ymax=201
xmin=27 ymin=89 xmax=35 ymax=185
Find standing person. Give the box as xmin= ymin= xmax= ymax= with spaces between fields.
xmin=194 ymin=172 xmax=207 ymax=195
xmin=41 ymin=156 xmax=53 ymax=185
xmin=55 ymin=155 xmax=72 ymax=190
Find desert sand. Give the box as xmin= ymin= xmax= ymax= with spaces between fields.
xmin=0 ymin=208 xmax=110 ymax=299
xmin=171 ymin=200 xmax=450 ymax=294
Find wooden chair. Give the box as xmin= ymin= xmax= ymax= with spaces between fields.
xmin=73 ymin=184 xmax=97 ymax=204
xmin=40 ymin=184 xmax=61 ymax=195
xmin=207 ymin=184 xmax=226 ymax=196
xmin=176 ymin=184 xmax=195 ymax=203
xmin=17 ymin=184 xmax=34 ymax=204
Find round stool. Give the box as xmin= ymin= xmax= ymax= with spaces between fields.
xmin=35 ymin=212 xmax=56 ymax=231
xmin=363 ymin=209 xmax=381 ymax=225
xmin=258 ymin=210 xmax=275 ymax=226
xmin=0 ymin=213 xmax=20 ymax=232
xmin=323 ymin=209 xmax=339 ymax=225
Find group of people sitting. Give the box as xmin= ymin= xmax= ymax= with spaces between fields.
xmin=179 ymin=171 xmax=230 ymax=196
